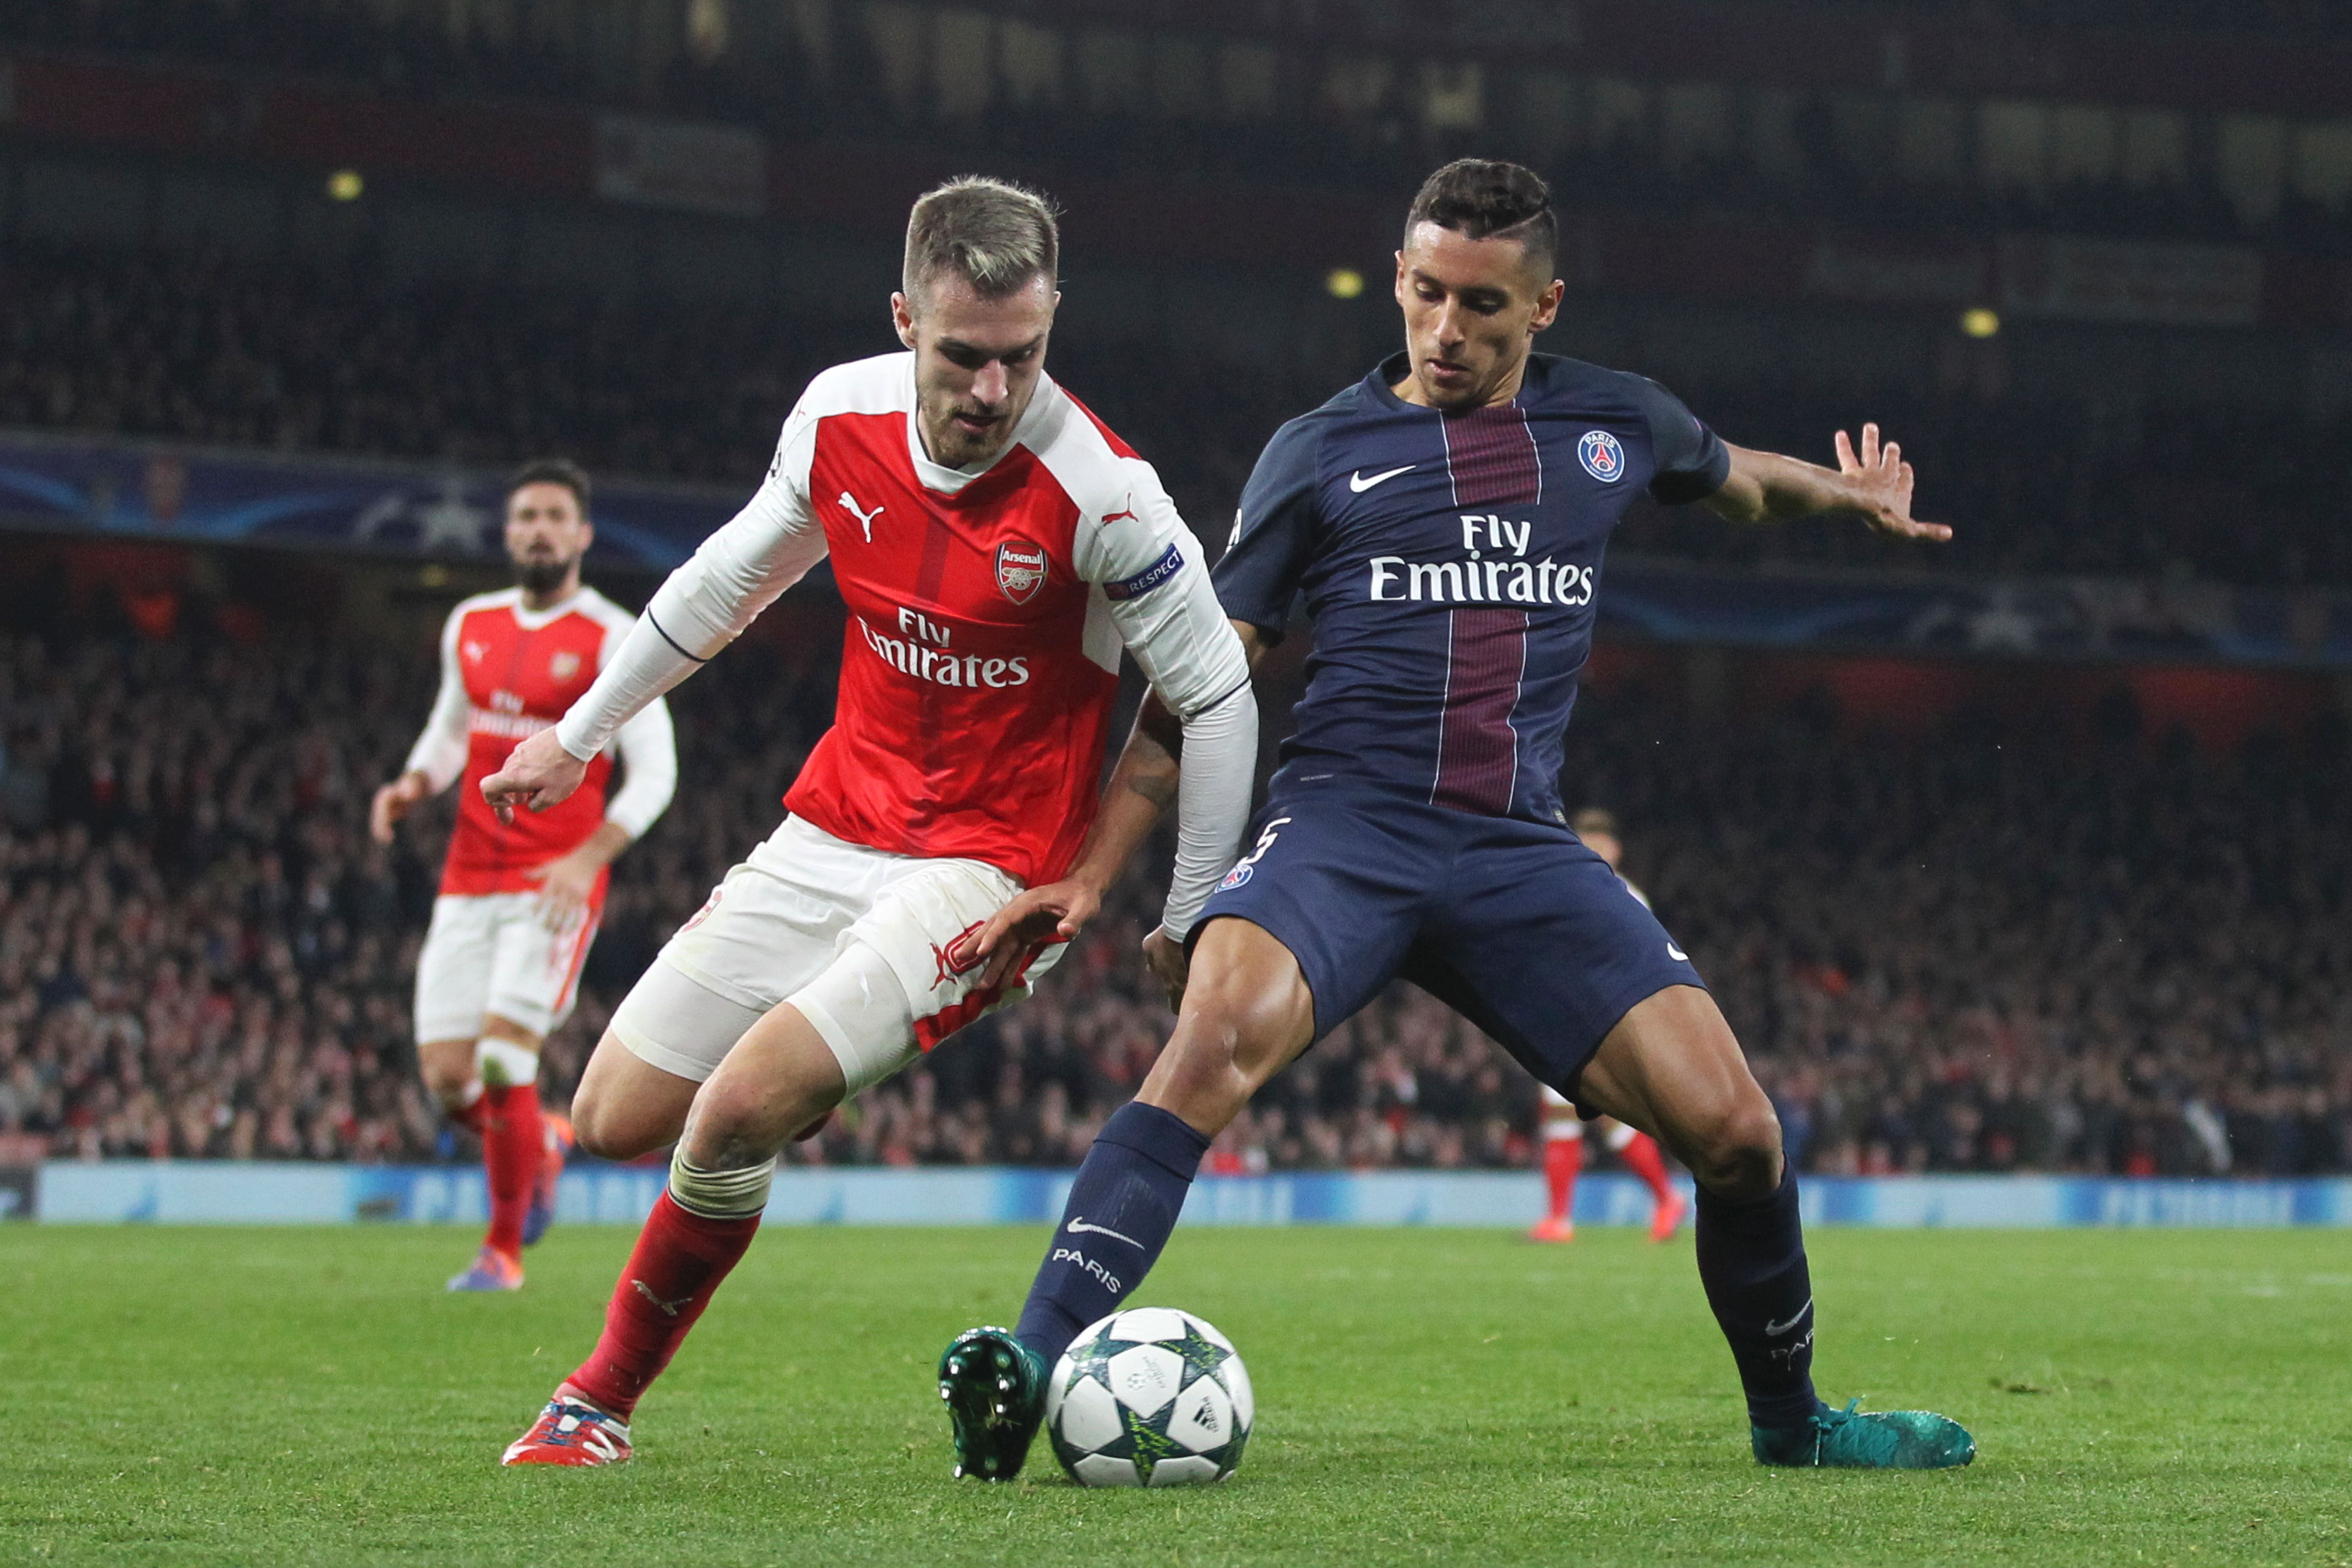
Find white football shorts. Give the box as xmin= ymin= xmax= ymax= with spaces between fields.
xmin=608 ymin=815 xmax=1064 ymax=1097
xmin=413 ymin=892 xmax=600 ymax=1043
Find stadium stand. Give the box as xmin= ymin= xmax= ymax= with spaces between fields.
xmin=1 ymin=0 xmax=2342 ymax=1179
xmin=8 ymin=0 xmax=2352 ymax=255
xmin=3 ymin=582 xmax=2342 ymax=1176
xmin=2 ymin=239 xmax=2346 ymax=588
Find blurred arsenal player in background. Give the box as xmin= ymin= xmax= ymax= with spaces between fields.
xmin=372 ymin=460 xmax=677 ymax=1291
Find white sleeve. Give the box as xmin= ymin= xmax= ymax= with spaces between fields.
xmin=555 ymin=408 xmax=827 ymax=762
xmin=1075 ymin=463 xmax=1259 ymax=940
xmin=602 ymin=695 xmax=677 ymax=840
xmin=401 ymin=606 xmax=471 ymax=792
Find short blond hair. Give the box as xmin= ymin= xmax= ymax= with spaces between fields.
xmin=903 ymin=176 xmax=1059 ymax=304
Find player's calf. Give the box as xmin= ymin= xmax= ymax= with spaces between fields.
xmin=1132 ymin=917 xmax=1315 ymax=1137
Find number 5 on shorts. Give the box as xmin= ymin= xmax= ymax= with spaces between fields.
xmin=1219 ymin=817 xmax=1292 ymax=891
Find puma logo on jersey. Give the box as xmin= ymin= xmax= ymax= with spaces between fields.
xmin=1102 ymin=493 xmax=1141 ymax=525
xmin=838 ymin=490 xmax=884 ymax=542
xmin=463 ymin=640 xmax=488 ymax=664
xmin=1349 ymin=464 xmax=1416 ymax=493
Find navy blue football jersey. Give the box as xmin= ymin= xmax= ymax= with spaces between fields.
xmin=1215 ymin=351 xmax=1729 ymax=824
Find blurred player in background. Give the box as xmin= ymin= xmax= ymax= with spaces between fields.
xmin=371 ymin=460 xmax=676 ymax=1292
xmin=950 ymin=159 xmax=1973 ymax=1476
xmin=1530 ymin=808 xmax=1688 ymax=1244
xmin=482 ymin=177 xmax=1256 ymax=1467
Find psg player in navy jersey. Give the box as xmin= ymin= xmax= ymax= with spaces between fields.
xmin=942 ymin=160 xmax=1974 ymax=1475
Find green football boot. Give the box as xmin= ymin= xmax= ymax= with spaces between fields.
xmin=938 ymin=1326 xmax=1047 ymax=1481
xmin=1752 ymin=1398 xmax=1976 ymax=1469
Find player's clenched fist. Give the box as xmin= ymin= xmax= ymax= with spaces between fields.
xmin=370 ymin=770 xmax=433 ymax=844
xmin=481 ymin=727 xmax=588 ymax=824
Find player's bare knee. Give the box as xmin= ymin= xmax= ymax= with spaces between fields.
xmin=679 ymin=1074 xmax=818 ymax=1171
xmin=421 ymin=1063 xmax=471 ymax=1105
xmin=570 ymin=1097 xmax=652 ymax=1162
xmin=1688 ymin=1095 xmax=1785 ymax=1202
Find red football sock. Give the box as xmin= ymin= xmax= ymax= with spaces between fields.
xmin=481 ymin=1083 xmax=544 ymax=1259
xmin=1617 ymin=1130 xmax=1675 ymax=1203
xmin=566 ymin=1192 xmax=762 ymax=1419
xmin=447 ymin=1087 xmax=489 ymax=1138
xmin=1542 ymin=1136 xmax=1582 ymax=1222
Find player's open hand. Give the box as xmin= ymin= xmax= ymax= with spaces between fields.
xmin=971 ymin=879 xmax=1099 ymax=991
xmin=481 ymin=728 xmax=588 ymax=824
xmin=525 ymin=849 xmax=601 ymax=934
xmin=1835 ymin=423 xmax=1951 ymax=542
xmin=369 ymin=770 xmax=432 ymax=844
xmin=1141 ymin=927 xmax=1189 ymax=1011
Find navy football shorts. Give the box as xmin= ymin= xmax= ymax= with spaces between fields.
xmin=1194 ymin=783 xmax=1705 ymax=1095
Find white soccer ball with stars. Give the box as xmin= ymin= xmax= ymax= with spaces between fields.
xmin=1045 ymin=1307 xmax=1253 ymax=1487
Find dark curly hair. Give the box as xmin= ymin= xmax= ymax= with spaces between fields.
xmin=1405 ymin=159 xmax=1557 ymax=277
xmin=507 ymin=456 xmax=591 ymax=514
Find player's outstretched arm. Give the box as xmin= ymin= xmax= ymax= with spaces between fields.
xmin=970 ymin=620 xmax=1267 ymax=1001
xmin=373 ymin=602 xmax=471 ymax=841
xmin=969 ymin=700 xmax=1182 ymax=990
xmin=481 ymin=727 xmax=590 ymax=824
xmin=487 ymin=410 xmax=824 ymax=823
xmin=1703 ymin=423 xmax=1952 ymax=542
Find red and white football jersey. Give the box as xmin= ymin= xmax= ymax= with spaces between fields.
xmin=405 ymin=587 xmax=677 ymax=896
xmin=561 ymin=353 xmax=1245 ymax=890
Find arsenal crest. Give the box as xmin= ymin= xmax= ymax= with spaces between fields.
xmin=995 ymin=539 xmax=1049 ymax=605
xmin=549 ymin=650 xmax=582 ymax=680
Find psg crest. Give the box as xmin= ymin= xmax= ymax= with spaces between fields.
xmin=1578 ymin=429 xmax=1625 ymax=483
xmin=995 ymin=539 xmax=1050 ymax=605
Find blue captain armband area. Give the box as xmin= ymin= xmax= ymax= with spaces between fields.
xmin=1103 ymin=543 xmax=1185 ymax=601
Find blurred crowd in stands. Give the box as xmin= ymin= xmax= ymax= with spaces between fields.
xmin=3 ymin=586 xmax=2344 ymax=1175
xmin=9 ymin=0 xmax=2352 ymax=258
xmin=3 ymin=241 xmax=2346 ymax=589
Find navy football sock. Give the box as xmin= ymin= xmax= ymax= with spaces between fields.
xmin=1694 ymin=1168 xmax=1821 ymax=1431
xmin=1013 ymin=1101 xmax=1210 ymax=1367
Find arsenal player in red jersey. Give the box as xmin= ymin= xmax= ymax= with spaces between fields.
xmin=371 ymin=460 xmax=677 ymax=1291
xmin=483 ymin=178 xmax=1258 ymax=1466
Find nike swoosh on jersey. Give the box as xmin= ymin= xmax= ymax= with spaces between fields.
xmin=1066 ymin=1216 xmax=1143 ymax=1248
xmin=1667 ymin=941 xmax=1690 ymax=963
xmin=1348 ymin=464 xmax=1416 ymax=493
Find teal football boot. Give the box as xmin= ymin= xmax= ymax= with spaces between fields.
xmin=1752 ymin=1398 xmax=1976 ymax=1469
xmin=938 ymin=1326 xmax=1048 ymax=1481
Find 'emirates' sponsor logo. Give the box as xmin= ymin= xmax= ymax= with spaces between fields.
xmin=857 ymin=617 xmax=1031 ymax=689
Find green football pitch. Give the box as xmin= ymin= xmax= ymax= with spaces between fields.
xmin=5 ymin=1225 xmax=2348 ymax=1566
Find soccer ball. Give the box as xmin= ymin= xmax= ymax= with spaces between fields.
xmin=1045 ymin=1307 xmax=1253 ymax=1487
